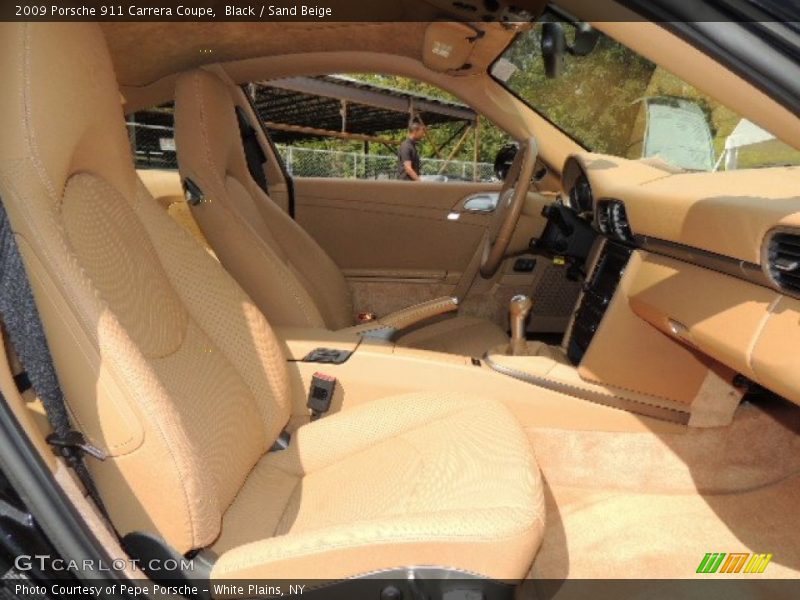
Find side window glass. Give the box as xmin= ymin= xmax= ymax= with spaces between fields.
xmin=246 ymin=75 xmax=512 ymax=182
xmin=127 ymin=105 xmax=178 ymax=170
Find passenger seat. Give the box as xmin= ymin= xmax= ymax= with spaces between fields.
xmin=0 ymin=22 xmax=544 ymax=583
xmin=173 ymin=69 xmax=509 ymax=357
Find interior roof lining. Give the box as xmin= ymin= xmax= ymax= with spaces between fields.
xmin=102 ymin=21 xmax=518 ymax=89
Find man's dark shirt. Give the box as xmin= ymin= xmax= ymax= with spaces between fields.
xmin=397 ymin=138 xmax=420 ymax=180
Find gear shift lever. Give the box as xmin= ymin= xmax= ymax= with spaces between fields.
xmin=509 ymin=294 xmax=533 ymax=356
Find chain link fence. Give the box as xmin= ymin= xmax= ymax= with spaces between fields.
xmin=277 ymin=145 xmax=496 ymax=182
xmin=127 ymin=122 xmax=496 ymax=182
xmin=127 ymin=122 xmax=178 ymax=170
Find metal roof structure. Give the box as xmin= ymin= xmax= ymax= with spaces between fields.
xmin=249 ymin=75 xmax=477 ymax=144
xmin=127 ymin=75 xmax=481 ymax=170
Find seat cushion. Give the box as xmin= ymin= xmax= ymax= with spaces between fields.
xmin=396 ymin=315 xmax=509 ymax=358
xmin=211 ymin=393 xmax=544 ymax=581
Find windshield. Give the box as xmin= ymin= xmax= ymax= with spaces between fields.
xmin=492 ymin=20 xmax=800 ymax=171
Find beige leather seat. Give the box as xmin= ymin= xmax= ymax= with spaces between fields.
xmin=0 ymin=22 xmax=543 ymax=583
xmin=173 ymin=69 xmax=509 ymax=357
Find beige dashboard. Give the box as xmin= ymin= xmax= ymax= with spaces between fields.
xmin=564 ymin=152 xmax=800 ymax=406
xmin=568 ymin=153 xmax=800 ymax=264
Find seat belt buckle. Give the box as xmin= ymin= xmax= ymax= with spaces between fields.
xmin=270 ymin=429 xmax=291 ymax=452
xmin=182 ymin=178 xmax=205 ymax=206
xmin=46 ymin=430 xmax=107 ymax=461
xmin=307 ymin=372 xmax=336 ymax=420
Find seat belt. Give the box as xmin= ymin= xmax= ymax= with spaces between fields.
xmin=0 ymin=200 xmax=110 ymax=520
xmin=234 ymin=105 xmax=270 ymax=194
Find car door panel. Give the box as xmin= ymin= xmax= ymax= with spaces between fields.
xmin=292 ymin=177 xmax=578 ymax=327
xmin=293 ymin=178 xmax=501 ymax=273
xmin=292 ymin=178 xmax=501 ymax=316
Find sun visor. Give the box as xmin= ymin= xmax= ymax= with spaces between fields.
xmin=422 ymin=22 xmax=478 ymax=72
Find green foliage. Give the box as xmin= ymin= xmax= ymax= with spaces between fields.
xmin=503 ymin=28 xmax=655 ymax=156
xmin=501 ymin=24 xmax=800 ymax=169
xmin=346 ymin=74 xmax=513 ymax=163
xmin=286 ymin=73 xmax=513 ymax=165
xmin=281 ymin=27 xmax=800 ymax=171
xmin=344 ymin=73 xmax=460 ymax=103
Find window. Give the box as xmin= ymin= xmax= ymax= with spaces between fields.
xmin=127 ymin=76 xmax=518 ymax=181
xmin=127 ymin=106 xmax=178 ymax=170
xmin=249 ymin=74 xmax=511 ymax=181
xmin=492 ymin=20 xmax=800 ymax=171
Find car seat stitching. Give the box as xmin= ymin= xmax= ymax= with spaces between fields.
xmin=189 ymin=72 xmax=321 ymax=327
xmin=214 ymin=511 xmax=544 ymax=574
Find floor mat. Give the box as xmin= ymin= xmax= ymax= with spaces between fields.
xmin=529 ymin=398 xmax=800 ymax=494
xmin=531 ymin=474 xmax=800 ymax=580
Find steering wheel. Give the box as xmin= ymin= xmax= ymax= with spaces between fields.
xmin=480 ymin=137 xmax=538 ymax=278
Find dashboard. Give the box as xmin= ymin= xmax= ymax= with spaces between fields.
xmin=556 ymin=152 xmax=800 ymax=407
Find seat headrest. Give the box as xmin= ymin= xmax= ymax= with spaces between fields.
xmin=0 ymin=23 xmax=136 ymax=202
xmin=174 ymin=69 xmax=252 ymax=188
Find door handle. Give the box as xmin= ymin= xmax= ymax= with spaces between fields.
xmin=462 ymin=192 xmax=500 ymax=213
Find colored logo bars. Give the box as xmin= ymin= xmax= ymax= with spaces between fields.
xmin=697 ymin=553 xmax=773 ymax=574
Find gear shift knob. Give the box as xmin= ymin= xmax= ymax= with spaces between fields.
xmin=509 ymin=294 xmax=532 ymax=356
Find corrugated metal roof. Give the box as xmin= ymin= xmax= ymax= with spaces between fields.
xmin=252 ymin=75 xmax=475 ymax=143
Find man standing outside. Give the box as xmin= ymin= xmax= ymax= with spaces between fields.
xmin=397 ymin=122 xmax=426 ymax=181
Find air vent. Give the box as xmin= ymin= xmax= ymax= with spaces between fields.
xmin=765 ymin=230 xmax=800 ymax=294
xmin=597 ymin=201 xmax=610 ymax=235
xmin=596 ymin=200 xmax=633 ymax=243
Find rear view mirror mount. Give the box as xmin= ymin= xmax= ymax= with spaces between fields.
xmin=540 ymin=19 xmax=600 ymax=78
xmin=541 ymin=22 xmax=566 ymax=79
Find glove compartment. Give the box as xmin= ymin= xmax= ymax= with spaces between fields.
xmin=626 ymin=251 xmax=778 ymax=381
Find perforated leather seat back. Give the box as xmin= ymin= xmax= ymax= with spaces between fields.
xmin=174 ymin=70 xmax=355 ymax=330
xmin=0 ymin=22 xmax=292 ymax=553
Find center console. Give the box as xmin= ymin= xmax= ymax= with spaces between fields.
xmin=275 ymin=325 xmax=676 ymax=434
xmin=481 ymin=153 xmax=746 ymax=427
xmin=566 ymin=241 xmax=632 ymax=365
xmin=484 ymin=237 xmax=695 ymax=424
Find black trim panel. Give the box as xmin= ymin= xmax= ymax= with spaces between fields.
xmin=239 ymin=84 xmax=296 ymax=218
xmin=567 ymin=242 xmax=632 ymax=365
